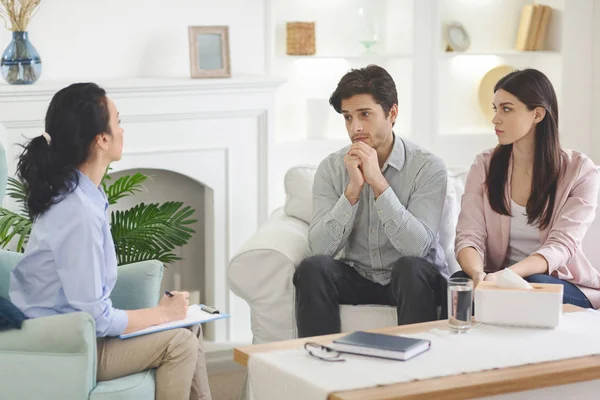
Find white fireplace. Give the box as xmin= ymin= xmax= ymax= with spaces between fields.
xmin=0 ymin=76 xmax=284 ymax=343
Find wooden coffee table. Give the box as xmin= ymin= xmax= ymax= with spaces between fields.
xmin=234 ymin=304 xmax=600 ymax=399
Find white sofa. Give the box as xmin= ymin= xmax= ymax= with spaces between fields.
xmin=228 ymin=165 xmax=600 ymax=344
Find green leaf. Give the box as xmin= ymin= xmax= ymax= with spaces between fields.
xmin=115 ymin=244 xmax=181 ymax=266
xmin=0 ymin=173 xmax=197 ymax=265
xmin=0 ymin=208 xmax=32 ymax=252
xmin=105 ymin=173 xmax=149 ymax=205
xmin=110 ymin=201 xmax=196 ymax=266
xmin=6 ymin=177 xmax=29 ymax=217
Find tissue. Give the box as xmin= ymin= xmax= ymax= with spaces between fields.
xmin=494 ymin=268 xmax=534 ymax=290
xmin=475 ymin=270 xmax=563 ymax=328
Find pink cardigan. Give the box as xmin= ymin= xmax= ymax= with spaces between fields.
xmin=455 ymin=149 xmax=600 ymax=308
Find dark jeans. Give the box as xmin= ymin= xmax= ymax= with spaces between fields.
xmin=450 ymin=271 xmax=593 ymax=309
xmin=293 ymin=255 xmax=448 ymax=338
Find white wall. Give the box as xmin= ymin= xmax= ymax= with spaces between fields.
xmin=0 ymin=0 xmax=266 ymax=79
xmin=558 ymin=0 xmax=594 ymax=156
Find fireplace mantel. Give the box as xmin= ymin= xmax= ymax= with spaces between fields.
xmin=0 ymin=76 xmax=284 ymax=99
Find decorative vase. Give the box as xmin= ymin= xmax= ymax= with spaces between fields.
xmin=1 ymin=31 xmax=42 ymax=85
xmin=357 ymin=6 xmax=381 ymax=53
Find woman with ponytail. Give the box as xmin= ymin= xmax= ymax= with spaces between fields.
xmin=454 ymin=69 xmax=600 ymax=309
xmin=9 ymin=83 xmax=212 ymax=400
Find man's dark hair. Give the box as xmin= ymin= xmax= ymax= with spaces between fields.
xmin=329 ymin=64 xmax=398 ymax=116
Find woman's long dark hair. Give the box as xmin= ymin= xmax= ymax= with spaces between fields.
xmin=486 ymin=69 xmax=561 ymax=230
xmin=17 ymin=83 xmax=110 ymax=219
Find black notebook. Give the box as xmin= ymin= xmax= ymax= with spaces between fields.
xmin=329 ymin=331 xmax=431 ymax=361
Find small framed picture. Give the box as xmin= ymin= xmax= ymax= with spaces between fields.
xmin=188 ymin=26 xmax=231 ymax=78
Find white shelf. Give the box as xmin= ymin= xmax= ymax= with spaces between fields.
xmin=279 ymin=53 xmax=412 ymax=61
xmin=441 ymin=50 xmax=560 ymax=58
xmin=0 ymin=75 xmax=287 ymax=100
xmin=438 ymin=129 xmax=494 ymax=136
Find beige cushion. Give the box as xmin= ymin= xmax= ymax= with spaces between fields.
xmin=284 ymin=165 xmax=317 ymax=223
xmin=339 ymin=305 xmax=397 ymax=332
xmin=438 ymin=180 xmax=460 ymax=274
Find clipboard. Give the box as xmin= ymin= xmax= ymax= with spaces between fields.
xmin=118 ymin=304 xmax=229 ymax=339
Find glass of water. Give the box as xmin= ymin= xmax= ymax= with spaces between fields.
xmin=448 ymin=277 xmax=473 ymax=333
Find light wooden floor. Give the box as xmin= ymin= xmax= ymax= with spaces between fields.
xmin=208 ymin=367 xmax=245 ymax=400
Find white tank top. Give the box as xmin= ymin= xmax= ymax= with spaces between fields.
xmin=506 ymin=199 xmax=541 ymax=266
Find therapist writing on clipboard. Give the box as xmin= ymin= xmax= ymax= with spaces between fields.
xmin=9 ymin=83 xmax=212 ymax=400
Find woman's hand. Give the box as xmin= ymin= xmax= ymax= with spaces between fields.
xmin=123 ymin=290 xmax=191 ymax=334
xmin=483 ymin=272 xmax=498 ymax=284
xmin=158 ymin=291 xmax=190 ymax=323
xmin=473 ymin=272 xmax=487 ymax=289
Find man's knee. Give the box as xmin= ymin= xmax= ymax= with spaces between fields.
xmin=391 ymin=256 xmax=424 ymax=278
xmin=293 ymin=255 xmax=335 ymax=287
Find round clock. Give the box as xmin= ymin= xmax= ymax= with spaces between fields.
xmin=444 ymin=22 xmax=471 ymax=52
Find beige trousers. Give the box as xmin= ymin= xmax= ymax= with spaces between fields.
xmin=96 ymin=324 xmax=212 ymax=400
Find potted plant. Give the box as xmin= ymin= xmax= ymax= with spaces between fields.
xmin=0 ymin=171 xmax=197 ymax=266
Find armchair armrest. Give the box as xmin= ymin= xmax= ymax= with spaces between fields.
xmin=0 ymin=312 xmax=97 ymax=399
xmin=111 ymin=260 xmax=164 ymax=310
xmin=229 ymin=208 xmax=309 ymax=301
xmin=228 ymin=208 xmax=310 ymax=343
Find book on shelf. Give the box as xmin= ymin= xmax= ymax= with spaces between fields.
xmin=533 ymin=5 xmax=552 ymax=50
xmin=515 ymin=4 xmax=552 ymax=51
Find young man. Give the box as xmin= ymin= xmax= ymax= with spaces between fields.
xmin=293 ymin=65 xmax=449 ymax=337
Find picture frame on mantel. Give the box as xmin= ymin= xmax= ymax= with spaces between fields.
xmin=188 ymin=26 xmax=231 ymax=78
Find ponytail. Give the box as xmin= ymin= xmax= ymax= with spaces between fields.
xmin=17 ymin=134 xmax=78 ymax=218
xmin=16 ymin=83 xmax=110 ymax=218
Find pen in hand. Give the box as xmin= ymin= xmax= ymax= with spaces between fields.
xmin=165 ymin=291 xmax=218 ymax=314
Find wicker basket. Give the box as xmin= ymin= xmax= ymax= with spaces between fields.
xmin=286 ymin=22 xmax=316 ymax=55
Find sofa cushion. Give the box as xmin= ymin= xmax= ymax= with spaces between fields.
xmin=90 ymin=370 xmax=155 ymax=400
xmin=284 ymin=165 xmax=317 ymax=224
xmin=339 ymin=305 xmax=397 ymax=332
xmin=110 ymin=260 xmax=164 ymax=310
xmin=438 ymin=179 xmax=460 ymax=274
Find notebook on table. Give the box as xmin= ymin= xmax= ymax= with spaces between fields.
xmin=118 ymin=304 xmax=229 ymax=339
xmin=329 ymin=331 xmax=431 ymax=361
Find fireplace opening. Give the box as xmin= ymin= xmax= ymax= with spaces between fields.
xmin=108 ymin=168 xmax=209 ymax=306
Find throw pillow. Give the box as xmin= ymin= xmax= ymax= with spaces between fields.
xmin=0 ymin=296 xmax=26 ymax=331
xmin=284 ymin=165 xmax=317 ymax=224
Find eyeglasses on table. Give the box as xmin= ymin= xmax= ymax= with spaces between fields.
xmin=304 ymin=342 xmax=346 ymax=362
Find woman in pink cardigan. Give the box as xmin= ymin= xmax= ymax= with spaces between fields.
xmin=454 ymin=68 xmax=600 ymax=309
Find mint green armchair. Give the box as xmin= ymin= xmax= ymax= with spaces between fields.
xmin=0 ymin=251 xmax=164 ymax=400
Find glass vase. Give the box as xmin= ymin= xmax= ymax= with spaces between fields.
xmin=357 ymin=6 xmax=381 ymax=53
xmin=1 ymin=31 xmax=42 ymax=85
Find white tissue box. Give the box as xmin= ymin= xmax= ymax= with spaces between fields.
xmin=474 ymin=281 xmax=563 ymax=328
